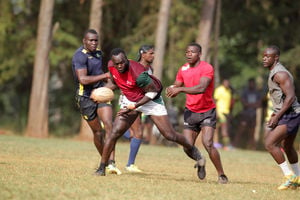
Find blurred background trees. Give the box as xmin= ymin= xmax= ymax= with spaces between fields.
xmin=0 ymin=0 xmax=299 ymax=139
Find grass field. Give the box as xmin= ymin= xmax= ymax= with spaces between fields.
xmin=0 ymin=135 xmax=299 ymax=200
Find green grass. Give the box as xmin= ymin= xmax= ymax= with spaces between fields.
xmin=0 ymin=135 xmax=299 ymax=200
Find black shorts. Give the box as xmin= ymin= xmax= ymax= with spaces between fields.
xmin=278 ymin=111 xmax=300 ymax=135
xmin=75 ymin=95 xmax=111 ymax=121
xmin=183 ymin=108 xmax=217 ymax=132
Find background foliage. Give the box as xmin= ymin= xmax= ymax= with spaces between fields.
xmin=0 ymin=0 xmax=299 ymax=137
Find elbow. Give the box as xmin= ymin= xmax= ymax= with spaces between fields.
xmin=78 ymin=78 xmax=88 ymax=85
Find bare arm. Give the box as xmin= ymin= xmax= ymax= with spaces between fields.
xmin=268 ymin=71 xmax=296 ymax=128
xmin=166 ymin=77 xmax=211 ymax=98
xmin=76 ymin=68 xmax=109 ymax=85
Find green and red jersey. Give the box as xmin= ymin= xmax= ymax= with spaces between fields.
xmin=108 ymin=60 xmax=162 ymax=102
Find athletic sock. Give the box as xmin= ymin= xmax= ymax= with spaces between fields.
xmin=279 ymin=161 xmax=293 ymax=176
xmin=127 ymin=137 xmax=142 ymax=166
xmin=290 ymin=162 xmax=300 ymax=176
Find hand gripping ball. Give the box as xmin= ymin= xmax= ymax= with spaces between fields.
xmin=91 ymin=87 xmax=114 ymax=103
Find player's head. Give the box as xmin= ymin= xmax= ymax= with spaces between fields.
xmin=186 ymin=42 xmax=202 ymax=65
xmin=83 ymin=29 xmax=98 ymax=52
xmin=137 ymin=45 xmax=155 ymax=64
xmin=262 ymin=45 xmax=280 ymax=69
xmin=110 ymin=48 xmax=129 ymax=73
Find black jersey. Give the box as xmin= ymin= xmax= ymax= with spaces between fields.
xmin=72 ymin=46 xmax=104 ymax=97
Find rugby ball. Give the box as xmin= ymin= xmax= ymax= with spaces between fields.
xmin=91 ymin=87 xmax=114 ymax=103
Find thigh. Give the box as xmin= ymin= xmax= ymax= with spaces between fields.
xmin=201 ymin=126 xmax=215 ymax=145
xmin=97 ymin=104 xmax=113 ymax=124
xmin=150 ymin=115 xmax=175 ymax=135
xmin=283 ymin=131 xmax=297 ymax=149
xmin=265 ymin=125 xmax=288 ymax=146
xmin=183 ymin=129 xmax=198 ymax=145
xmin=112 ymin=110 xmax=140 ymax=137
xmin=129 ymin=113 xmax=143 ymax=138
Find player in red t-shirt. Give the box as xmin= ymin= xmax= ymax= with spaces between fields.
xmin=95 ymin=48 xmax=205 ymax=178
xmin=166 ymin=43 xmax=228 ymax=184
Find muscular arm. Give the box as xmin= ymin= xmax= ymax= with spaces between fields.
xmin=166 ymin=77 xmax=211 ymax=98
xmin=76 ymin=68 xmax=109 ymax=85
xmin=273 ymin=72 xmax=296 ymax=118
xmin=268 ymin=71 xmax=296 ymax=127
xmin=134 ymin=80 xmax=159 ymax=108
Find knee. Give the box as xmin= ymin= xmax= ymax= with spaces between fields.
xmin=163 ymin=131 xmax=177 ymax=142
xmin=203 ymin=139 xmax=214 ymax=153
xmin=93 ymin=130 xmax=104 ymax=140
xmin=264 ymin=141 xmax=274 ymax=152
xmin=102 ymin=120 xmax=113 ymax=131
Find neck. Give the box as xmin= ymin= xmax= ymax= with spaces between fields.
xmin=190 ymin=60 xmax=201 ymax=67
xmin=270 ymin=61 xmax=279 ymax=70
xmin=139 ymin=60 xmax=150 ymax=67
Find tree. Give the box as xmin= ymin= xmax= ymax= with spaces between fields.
xmin=196 ymin=0 xmax=216 ymax=62
xmin=153 ymin=0 xmax=172 ymax=80
xmin=212 ymin=0 xmax=221 ymax=86
xmin=25 ymin=0 xmax=54 ymax=138
xmin=78 ymin=0 xmax=104 ymax=141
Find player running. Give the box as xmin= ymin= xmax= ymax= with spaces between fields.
xmin=93 ymin=48 xmax=206 ymax=179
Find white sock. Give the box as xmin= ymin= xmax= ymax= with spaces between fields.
xmin=279 ymin=161 xmax=293 ymax=176
xmin=290 ymin=162 xmax=300 ymax=176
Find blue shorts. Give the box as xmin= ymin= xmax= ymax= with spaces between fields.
xmin=278 ymin=111 xmax=300 ymax=135
xmin=183 ymin=108 xmax=217 ymax=132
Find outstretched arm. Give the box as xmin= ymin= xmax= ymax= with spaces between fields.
xmin=166 ymin=77 xmax=211 ymax=98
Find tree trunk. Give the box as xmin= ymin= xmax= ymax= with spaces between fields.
xmin=213 ymin=0 xmax=221 ymax=86
xmin=89 ymin=0 xmax=103 ymax=46
xmin=153 ymin=0 xmax=172 ymax=80
xmin=25 ymin=0 xmax=54 ymax=138
xmin=195 ymin=0 xmax=216 ymax=147
xmin=196 ymin=0 xmax=216 ymax=62
xmin=78 ymin=0 xmax=104 ymax=141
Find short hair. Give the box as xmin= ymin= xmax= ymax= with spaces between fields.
xmin=188 ymin=42 xmax=202 ymax=53
xmin=110 ymin=48 xmax=126 ymax=59
xmin=268 ymin=45 xmax=280 ymax=56
xmin=137 ymin=45 xmax=154 ymax=61
xmin=83 ymin=29 xmax=98 ymax=37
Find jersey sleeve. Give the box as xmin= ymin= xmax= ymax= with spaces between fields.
xmin=202 ymin=64 xmax=214 ymax=79
xmin=175 ymin=67 xmax=184 ymax=83
xmin=136 ymin=71 xmax=152 ymax=88
xmin=73 ymin=52 xmax=87 ymax=70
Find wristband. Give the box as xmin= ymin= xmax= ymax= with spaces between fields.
xmin=145 ymin=92 xmax=158 ymax=99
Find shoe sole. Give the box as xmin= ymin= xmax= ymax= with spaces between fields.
xmin=195 ymin=157 xmax=206 ymax=180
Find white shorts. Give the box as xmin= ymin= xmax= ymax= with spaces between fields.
xmin=119 ymin=95 xmax=167 ymax=116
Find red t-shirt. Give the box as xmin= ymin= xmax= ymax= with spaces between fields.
xmin=108 ymin=60 xmax=161 ymax=102
xmin=176 ymin=61 xmax=216 ymax=113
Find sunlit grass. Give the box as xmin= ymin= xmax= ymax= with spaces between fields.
xmin=0 ymin=135 xmax=299 ymax=200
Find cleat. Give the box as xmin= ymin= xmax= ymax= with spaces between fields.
xmin=125 ymin=164 xmax=143 ymax=173
xmin=293 ymin=176 xmax=300 ymax=188
xmin=277 ymin=174 xmax=297 ymax=190
xmin=106 ymin=164 xmax=122 ymax=175
xmin=194 ymin=156 xmax=206 ymax=180
xmin=95 ymin=166 xmax=106 ymax=176
xmin=218 ymin=174 xmax=229 ymax=184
